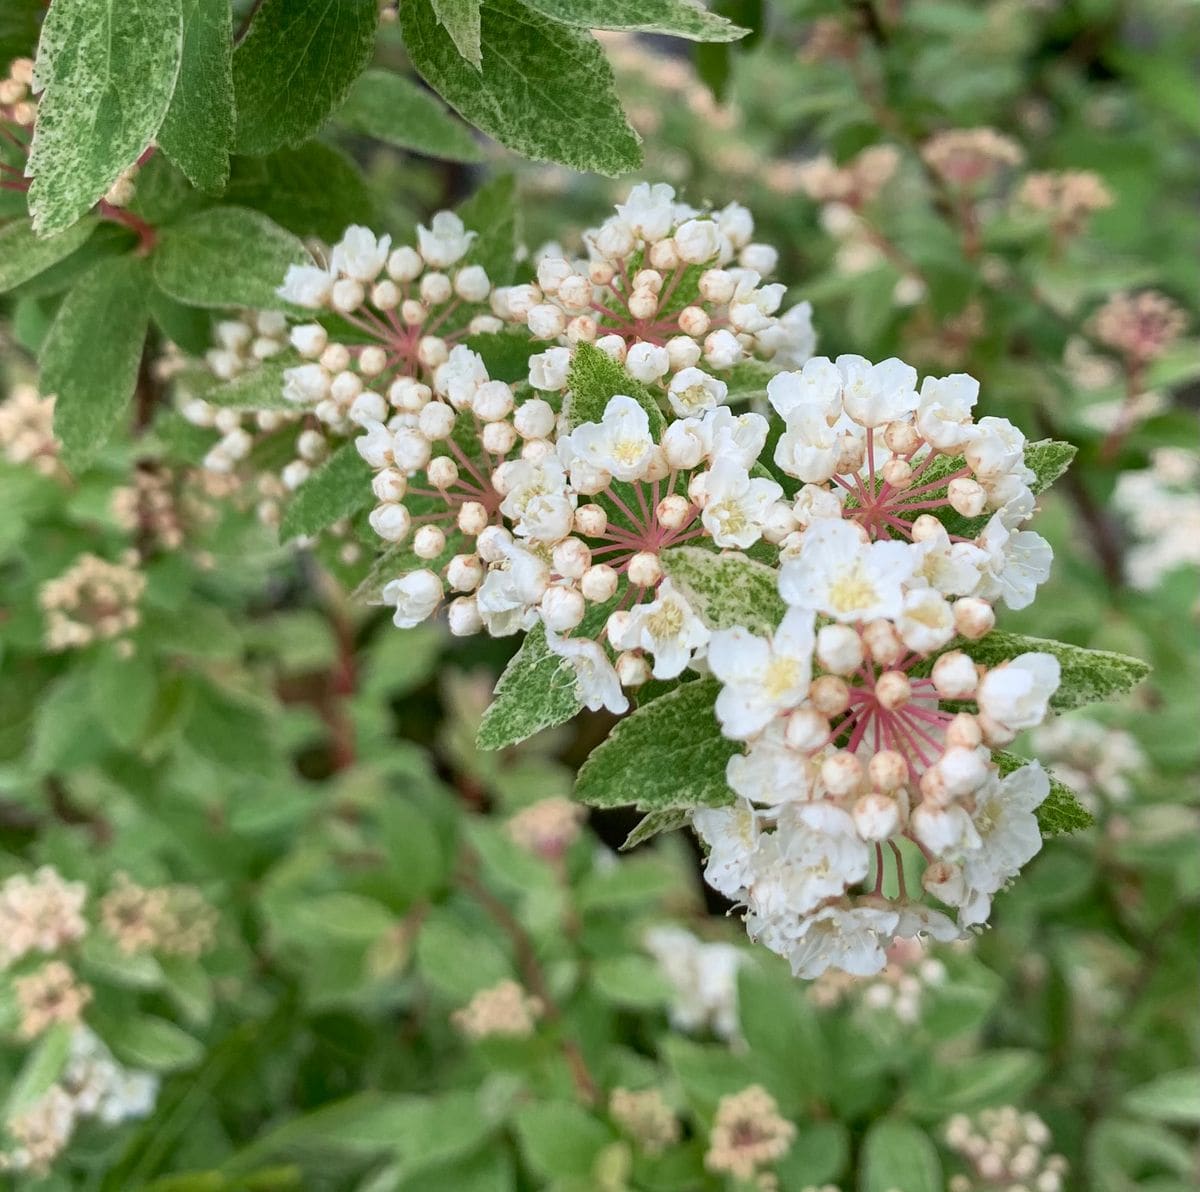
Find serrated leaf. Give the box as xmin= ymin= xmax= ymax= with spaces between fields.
xmin=456 ymin=173 xmax=521 ymax=286
xmin=431 ymin=0 xmax=482 ymax=67
xmin=402 ymin=0 xmax=641 ymax=177
xmin=660 ymin=546 xmax=785 ymax=635
xmin=519 ymin=0 xmax=747 ymax=41
xmin=335 ymin=68 xmax=483 ymax=162
xmin=232 ymin=0 xmax=377 ymax=155
xmin=42 ymin=256 xmax=150 ymax=469
xmin=157 ymin=0 xmax=236 ymax=191
xmin=200 ymin=359 xmax=295 ymax=410
xmin=476 ymin=621 xmax=586 ymax=750
xmin=28 ymin=0 xmax=184 ymax=235
xmin=620 ymin=808 xmax=690 ymax=850
xmin=575 ymin=679 xmax=737 ymax=811
xmin=958 ymin=631 xmax=1150 ymax=710
xmin=0 ymin=217 xmax=98 ymax=294
xmin=994 ymin=750 xmax=1094 ymax=835
xmin=279 ymin=441 xmax=374 ymax=542
xmin=860 ymin=1119 xmax=942 ymax=1192
xmin=153 ymin=206 xmax=311 ymax=310
xmin=565 ymin=341 xmax=665 ymax=433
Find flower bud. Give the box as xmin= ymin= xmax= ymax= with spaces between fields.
xmin=627 ymin=288 xmax=659 ymax=320
xmin=369 ymin=503 xmax=411 ymax=542
xmin=387 ymin=246 xmax=423 ymax=281
xmin=574 ymin=504 xmax=607 ymax=536
xmin=372 ymin=468 xmax=407 ymax=502
xmin=400 ymin=298 xmax=427 ymax=326
xmin=953 ymin=597 xmax=995 ymax=640
xmin=699 ymin=269 xmax=736 ymax=304
xmin=357 ymin=346 xmax=388 ymax=378
xmin=331 ymin=278 xmax=365 ymax=313
xmin=482 ymin=420 xmax=516 ymax=455
xmin=454 ymin=265 xmax=490 ymax=302
xmin=881 ymin=458 xmax=913 ymax=488
xmin=371 ymin=280 xmax=401 ymax=309
xmin=473 ymin=380 xmax=515 ymax=422
xmin=656 ymin=494 xmax=692 ymax=530
xmin=816 ymin=624 xmax=863 ymax=675
xmin=528 ymin=304 xmax=567 ymax=339
xmin=281 ymin=459 xmax=311 ymax=489
xmin=945 ymin=712 xmax=982 ymax=749
xmin=854 ymin=792 xmax=900 ymax=840
xmin=458 ymin=502 xmax=490 ymax=537
xmin=948 ymin=477 xmax=987 ymax=517
xmin=594 ymin=334 xmax=626 ymax=361
xmin=566 ymin=315 xmax=598 ymax=343
xmin=626 ymin=342 xmax=671 ymax=382
xmin=320 ymin=343 xmax=351 ymax=372
xmin=938 ymin=745 xmax=990 ymax=796
xmin=581 ymin=564 xmax=619 ymax=602
xmin=513 ymin=399 xmax=556 ymax=440
xmin=884 ymin=419 xmax=920 ymax=454
xmin=616 ymin=651 xmax=651 ymax=687
xmin=419 ymin=271 xmax=452 ymax=305
xmin=821 ymin=750 xmax=864 ymax=797
xmin=447 ymin=595 xmax=483 ymax=636
xmin=418 ymin=336 xmax=448 ymax=369
xmin=427 ymin=456 xmax=459 ymax=489
xmin=553 ymin=538 xmax=591 ymax=579
xmin=414 ymin=525 xmax=446 ymax=559
xmin=392 ymin=429 xmax=431 ymax=472
xmin=785 ymin=707 xmax=829 ymax=752
xmin=627 ymin=551 xmax=663 ymax=588
xmin=875 ymin=670 xmax=911 ymax=710
xmin=678 ymin=306 xmax=710 ymax=337
xmin=541 ymin=585 xmax=586 ymax=631
xmin=418 ymin=402 xmax=456 ymax=440
xmin=647 ymin=239 xmax=679 ymax=271
xmin=290 ymin=323 xmax=327 ymax=357
xmin=869 ymin=749 xmax=909 ymax=793
xmin=922 ymin=860 xmax=966 ymax=904
xmin=447 ymin=554 xmax=484 ymax=591
xmin=558 ymin=275 xmax=593 ymax=310
xmin=810 ymin=675 xmax=850 ymax=716
xmin=932 ymin=651 xmax=978 ymax=698
xmin=862 ymin=619 xmax=904 ymax=666
xmin=665 ymin=335 xmax=702 ymax=370
xmin=589 ymin=260 xmax=616 ymax=286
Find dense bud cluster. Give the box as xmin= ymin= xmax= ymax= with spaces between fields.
xmin=921 ymin=128 xmax=1024 ymax=189
xmin=1016 ymin=170 xmax=1113 ymax=237
xmin=944 ymin=1107 xmax=1068 ymax=1191
xmin=608 ymin=1087 xmax=681 ymax=1155
xmin=796 ymin=145 xmax=900 ymax=208
xmin=0 ymin=383 xmax=59 ymax=475
xmin=1090 ymin=290 xmax=1187 ymax=367
xmin=0 ymin=868 xmax=87 ymax=969
xmin=98 ymin=873 xmax=219 ymax=959
xmin=451 ymin=978 xmax=543 ymax=1040
xmin=704 ymin=1084 xmax=795 ymax=1187
xmin=39 ymin=551 xmax=146 ymax=654
xmin=505 ymin=796 xmax=585 ymax=860
xmin=1031 ymin=713 xmax=1144 ymax=811
xmin=809 ymin=934 xmax=948 ymax=1023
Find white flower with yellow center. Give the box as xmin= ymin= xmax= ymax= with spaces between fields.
xmin=708 ymin=607 xmax=815 ymax=739
xmin=545 ymin=629 xmax=629 ymax=715
xmin=692 ymin=801 xmax=764 ymax=898
xmin=779 ymin=518 xmax=915 ymax=622
xmin=778 ymin=903 xmax=900 ymax=979
xmin=568 ymin=395 xmax=654 ymax=482
xmin=700 ymin=457 xmax=783 ymax=550
xmin=614 ymin=579 xmax=710 ymax=680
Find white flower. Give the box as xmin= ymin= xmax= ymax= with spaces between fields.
xmin=965 ymin=416 xmax=1026 ymax=478
xmin=779 ymin=518 xmax=915 ymax=622
xmin=417 ymin=211 xmax=476 ymax=268
xmin=614 ymin=182 xmax=677 ymax=243
xmin=977 ymin=653 xmax=1061 ymax=732
xmin=729 ymin=283 xmax=786 ymax=334
xmin=893 ymin=903 xmax=963 ymax=942
xmin=716 ymin=201 xmax=754 ymax=249
xmin=692 ymin=802 xmax=763 ymax=898
xmin=700 ymin=457 xmax=783 ymax=550
xmin=727 ymin=722 xmax=820 ymax=806
xmin=910 ymin=524 xmax=987 ymax=596
xmin=917 ymin=373 xmax=979 ymax=449
xmin=782 ymin=904 xmax=899 ymax=979
xmin=895 ymin=588 xmax=955 ymax=653
xmin=974 ymin=513 xmax=1053 ymax=610
xmin=498 ymin=457 xmax=575 ymax=543
xmin=643 ymin=925 xmax=745 ymax=1040
xmin=568 ymin=395 xmax=654 ymax=482
xmin=698 ymin=407 xmax=769 ymax=469
xmin=382 ymin=570 xmax=443 ymax=628
xmin=355 ymin=420 xmax=393 ymax=468
xmin=282 ymin=363 xmax=329 ymax=405
xmin=435 ymin=345 xmax=489 ymax=407
xmin=330 ymin=226 xmax=391 ymax=282
xmin=757 ymin=301 xmax=817 ymax=368
xmin=528 ymin=346 xmax=572 ymax=392
xmin=546 ymin=630 xmax=629 ymax=714
xmin=958 ymin=763 xmax=1048 ymax=926
xmin=837 ymin=355 xmax=919 ymax=427
xmin=614 ymin=579 xmax=710 ymax=679
xmin=774 ymin=409 xmax=840 ymax=484
xmin=750 ymin=802 xmax=871 ymax=918
xmin=626 ymin=342 xmax=671 ymax=383
xmin=708 ymin=608 xmax=815 ymax=739
xmin=667 ymin=367 xmax=727 ymax=417
xmin=674 ymin=217 xmax=722 ymax=263
xmin=766 ymin=357 xmax=843 ymax=422
xmin=278 ymin=264 xmax=334 ymax=308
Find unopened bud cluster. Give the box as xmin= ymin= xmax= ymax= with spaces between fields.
xmin=944 ymin=1107 xmax=1068 ymax=1192
xmin=921 ymin=128 xmax=1024 ymax=189
xmin=1031 ymin=712 xmax=1144 ymax=812
xmin=39 ymin=551 xmax=145 ymax=654
xmin=451 ymin=978 xmax=543 ymax=1040
xmin=0 ymin=57 xmax=35 ymax=128
xmin=505 ymin=796 xmax=585 ymax=860
xmin=99 ymin=873 xmax=218 ymax=960
xmin=1090 ymin=290 xmax=1187 ymax=367
xmin=809 ymin=934 xmax=948 ymax=1023
xmin=1112 ymin=447 xmax=1200 ymax=589
xmin=704 ymin=1084 xmax=796 ymax=1187
xmin=0 ymin=384 xmax=59 ymax=475
xmin=608 ymin=1087 xmax=680 ymax=1155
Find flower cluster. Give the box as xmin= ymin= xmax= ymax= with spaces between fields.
xmin=1 ymin=1029 xmax=156 ymax=1176
xmin=0 ymin=867 xmax=87 ymax=969
xmin=451 ymin=978 xmax=543 ymax=1040
xmin=99 ymin=873 xmax=218 ymax=959
xmin=1090 ymin=290 xmax=1188 ymax=367
xmin=1112 ymin=447 xmax=1200 ymax=589
xmin=1017 ymin=170 xmax=1113 ymax=237
xmin=944 ymin=1107 xmax=1068 ymax=1192
xmin=38 ymin=551 xmax=146 ymax=654
xmin=505 ymin=796 xmax=586 ymax=860
xmin=13 ymin=960 xmax=92 ymax=1039
xmin=1031 ymin=712 xmax=1145 ymax=811
xmin=0 ymin=383 xmax=59 ymax=476
xmin=809 ymin=934 xmax=949 ymax=1024
xmin=921 ymin=128 xmax=1024 ymax=189
xmin=795 ymin=145 xmax=900 ymax=208
xmin=704 ymin=1084 xmax=796 ymax=1187
xmin=608 ymin=1087 xmax=681 ymax=1155
xmin=0 ymin=57 xmax=35 ymax=128
xmin=643 ymin=925 xmax=745 ymax=1040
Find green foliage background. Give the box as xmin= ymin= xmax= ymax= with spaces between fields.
xmin=0 ymin=0 xmax=1196 ymax=1188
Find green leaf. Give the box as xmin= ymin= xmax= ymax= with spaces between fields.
xmin=513 ymin=1102 xmax=612 ymax=1181
xmin=956 ymin=631 xmax=1151 ymax=710
xmin=42 ymin=256 xmax=150 ymax=469
xmin=476 ymin=621 xmax=586 ymax=750
xmin=466 ymin=329 xmax=538 ymax=382
xmin=157 ymin=0 xmax=236 ymax=191
xmin=430 ymin=0 xmax=482 ymax=68
xmin=565 ymin=341 xmax=665 ymax=434
xmin=620 ymin=808 xmax=690 ymax=850
xmin=153 ymin=206 xmax=311 ymax=310
xmin=401 ymin=0 xmax=641 ymax=177
xmin=28 ymin=0 xmax=184 ymax=235
xmin=592 ymin=955 xmax=671 ymax=1008
xmin=456 ymin=173 xmax=521 ymax=286
xmin=994 ymin=750 xmax=1094 ymax=835
xmin=233 ymin=0 xmax=379 ymax=156
xmin=0 ymin=217 xmax=98 ymax=294
xmin=416 ymin=911 xmax=512 ymax=999
xmin=1024 ymin=438 xmax=1077 ymax=493
xmin=279 ymin=442 xmax=374 ymax=542
xmin=519 ymin=0 xmax=747 ymax=41
xmin=575 ymin=679 xmax=738 ymax=812
xmin=3 ymin=1025 xmax=72 ymax=1118
xmin=199 ymin=359 xmax=295 ymax=410
xmin=0 ymin=1 xmax=41 ymax=64
xmin=108 ymin=1015 xmax=204 ymax=1072
xmin=1123 ymin=1070 xmax=1200 ymax=1125
xmin=292 ymin=892 xmax=398 ymax=944
xmin=660 ymin=547 xmax=785 ymax=635
xmin=90 ymin=649 xmax=157 ymax=749
xmin=859 ymin=1119 xmax=942 ymax=1192
xmin=335 ymin=68 xmax=483 ymax=162
xmin=907 ymin=1050 xmax=1044 ymax=1121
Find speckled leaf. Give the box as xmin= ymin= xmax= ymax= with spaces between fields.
xmin=42 ymin=256 xmax=150 ymax=470
xmin=28 ymin=0 xmax=184 ymax=235
xmin=565 ymin=341 xmax=665 ymax=432
xmin=994 ymin=751 xmax=1094 ymax=835
xmin=152 ymin=206 xmax=312 ymax=310
xmin=335 ymin=69 xmax=483 ymax=162
xmin=575 ymin=679 xmax=738 ymax=811
xmin=402 ymin=0 xmax=641 ymax=177
xmin=279 ymin=442 xmax=374 ymax=542
xmin=233 ymin=0 xmax=378 ymax=156
xmin=200 ymin=359 xmax=295 ymax=411
xmin=620 ymin=808 xmax=690 ymax=850
xmin=660 ymin=546 xmax=785 ymax=635
xmin=519 ymin=0 xmax=747 ymax=41
xmin=958 ymin=631 xmax=1150 ymax=710
xmin=157 ymin=0 xmax=236 ymax=191
xmin=431 ymin=0 xmax=482 ymax=68
xmin=476 ymin=621 xmax=586 ymax=750
xmin=0 ymin=216 xmax=97 ymax=293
